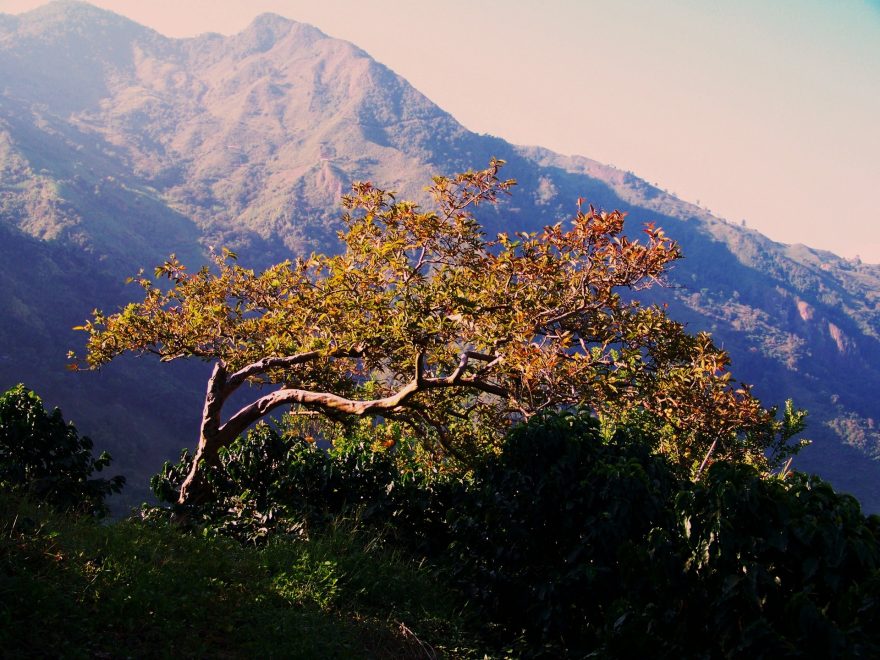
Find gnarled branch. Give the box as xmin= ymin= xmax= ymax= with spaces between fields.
xmin=223 ymin=347 xmax=365 ymax=397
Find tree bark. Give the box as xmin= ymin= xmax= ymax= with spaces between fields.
xmin=177 ymin=361 xmax=227 ymax=505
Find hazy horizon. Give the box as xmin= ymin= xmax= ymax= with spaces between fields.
xmin=3 ymin=0 xmax=879 ymax=262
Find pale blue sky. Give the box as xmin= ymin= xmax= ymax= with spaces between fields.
xmin=3 ymin=0 xmax=879 ymax=262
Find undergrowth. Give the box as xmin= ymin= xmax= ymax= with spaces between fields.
xmin=0 ymin=494 xmax=487 ymax=658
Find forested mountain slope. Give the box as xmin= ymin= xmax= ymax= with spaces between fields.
xmin=2 ymin=1 xmax=879 ymax=508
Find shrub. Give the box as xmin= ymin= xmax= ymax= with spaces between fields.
xmin=446 ymin=411 xmax=684 ymax=654
xmin=149 ymin=421 xmax=460 ymax=547
xmin=448 ymin=411 xmax=880 ymax=657
xmin=642 ymin=464 xmax=880 ymax=657
xmin=0 ymin=384 xmax=123 ymax=515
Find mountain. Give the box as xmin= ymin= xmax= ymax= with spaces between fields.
xmin=3 ymin=1 xmax=880 ymax=509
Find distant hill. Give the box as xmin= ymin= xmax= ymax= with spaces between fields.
xmin=3 ymin=0 xmax=880 ymax=509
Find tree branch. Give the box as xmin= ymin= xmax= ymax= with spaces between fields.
xmin=217 ymin=351 xmax=509 ymax=447
xmin=420 ymin=351 xmax=504 ymax=394
xmin=426 ymin=375 xmax=508 ymax=398
xmin=223 ymin=347 xmax=364 ymax=397
xmin=219 ymin=378 xmax=422 ymax=442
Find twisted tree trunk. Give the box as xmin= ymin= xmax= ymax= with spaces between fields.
xmin=175 ymin=350 xmax=505 ymax=506
xmin=178 ymin=361 xmax=228 ymax=505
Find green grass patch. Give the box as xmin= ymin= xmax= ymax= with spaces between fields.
xmin=0 ymin=495 xmax=486 ymax=658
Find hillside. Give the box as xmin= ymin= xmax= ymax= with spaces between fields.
xmin=1 ymin=1 xmax=879 ymax=508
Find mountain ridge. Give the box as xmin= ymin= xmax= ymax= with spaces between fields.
xmin=2 ymin=1 xmax=880 ymax=509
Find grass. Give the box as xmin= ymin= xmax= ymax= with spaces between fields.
xmin=0 ymin=495 xmax=488 ymax=658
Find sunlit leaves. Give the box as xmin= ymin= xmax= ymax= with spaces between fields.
xmin=72 ymin=160 xmax=802 ymax=473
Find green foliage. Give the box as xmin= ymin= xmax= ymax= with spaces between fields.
xmin=0 ymin=493 xmax=485 ymax=658
xmin=149 ymin=420 xmax=459 ymax=547
xmin=447 ymin=411 xmax=684 ymax=654
xmin=447 ymin=412 xmax=880 ymax=657
xmin=660 ymin=464 xmax=880 ymax=657
xmin=0 ymin=384 xmax=123 ymax=516
xmin=144 ymin=410 xmax=880 ymax=656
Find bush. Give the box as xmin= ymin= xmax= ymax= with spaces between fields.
xmin=644 ymin=464 xmax=880 ymax=657
xmin=446 ymin=411 xmax=684 ymax=654
xmin=149 ymin=421 xmax=460 ymax=547
xmin=447 ymin=411 xmax=880 ymax=657
xmin=0 ymin=384 xmax=123 ymax=515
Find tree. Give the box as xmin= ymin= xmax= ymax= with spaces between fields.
xmin=71 ymin=160 xmax=802 ymax=505
xmin=0 ymin=384 xmax=124 ymax=515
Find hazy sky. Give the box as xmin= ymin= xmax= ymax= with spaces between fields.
xmin=3 ymin=0 xmax=880 ymax=262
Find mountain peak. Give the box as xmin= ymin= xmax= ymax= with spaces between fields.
xmin=0 ymin=1 xmax=161 ymax=114
xmin=24 ymin=0 xmax=94 ymax=13
xmin=13 ymin=0 xmax=153 ymax=39
xmin=22 ymin=1 xmax=129 ymax=23
xmin=233 ymin=11 xmax=327 ymax=53
xmin=248 ymin=12 xmax=295 ymax=30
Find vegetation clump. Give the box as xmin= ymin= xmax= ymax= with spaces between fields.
xmin=1 ymin=391 xmax=878 ymax=656
xmin=144 ymin=408 xmax=880 ymax=656
xmin=0 ymin=383 xmax=123 ymax=516
xmin=0 ymin=492 xmax=483 ymax=657
xmin=447 ymin=411 xmax=880 ymax=657
xmin=148 ymin=418 xmax=457 ymax=548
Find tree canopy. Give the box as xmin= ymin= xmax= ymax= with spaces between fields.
xmin=71 ymin=160 xmax=803 ymax=505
